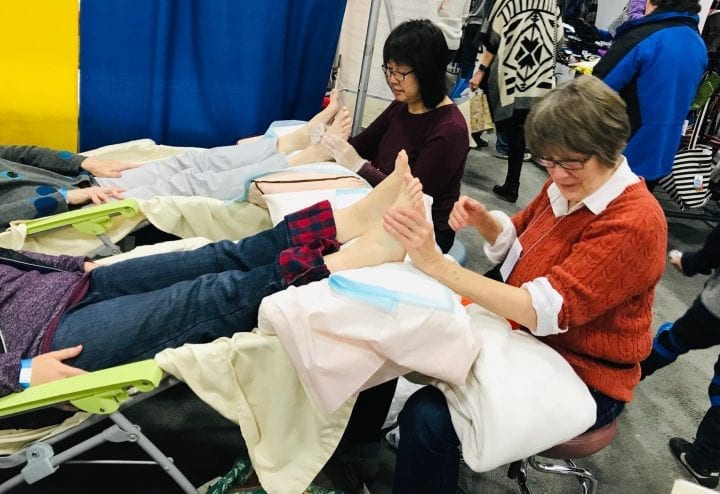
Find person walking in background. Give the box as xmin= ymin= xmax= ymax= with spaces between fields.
xmin=470 ymin=0 xmax=560 ymax=203
xmin=593 ymin=0 xmax=707 ymax=191
xmin=641 ymin=222 xmax=720 ymax=488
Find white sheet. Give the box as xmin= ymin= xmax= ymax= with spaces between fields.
xmin=435 ymin=304 xmax=597 ymax=473
xmin=257 ymin=261 xmax=479 ymax=413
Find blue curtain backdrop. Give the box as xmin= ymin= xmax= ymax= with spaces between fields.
xmin=79 ymin=0 xmax=347 ymax=150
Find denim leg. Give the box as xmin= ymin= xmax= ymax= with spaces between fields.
xmin=393 ymin=386 xmax=461 ymax=494
xmin=588 ymin=388 xmax=625 ymax=430
xmin=495 ymin=129 xmax=509 ymax=154
xmin=51 ymin=202 xmax=339 ymax=370
xmin=51 ymin=262 xmax=286 ymax=371
xmin=84 ymin=219 xmax=293 ymax=302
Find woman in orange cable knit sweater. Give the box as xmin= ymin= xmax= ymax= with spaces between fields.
xmin=381 ymin=75 xmax=667 ymax=492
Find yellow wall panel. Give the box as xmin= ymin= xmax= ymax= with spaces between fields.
xmin=0 ymin=1 xmax=79 ymax=150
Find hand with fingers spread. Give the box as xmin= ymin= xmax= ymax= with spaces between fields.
xmin=449 ymin=196 xmax=503 ymax=244
xmin=320 ymin=132 xmax=366 ymax=172
xmin=67 ymin=186 xmax=125 ymax=206
xmin=30 ymin=346 xmax=86 ymax=387
xmin=80 ymin=157 xmax=142 ymax=178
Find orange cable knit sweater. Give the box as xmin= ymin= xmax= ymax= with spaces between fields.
xmin=508 ymin=180 xmax=667 ymax=402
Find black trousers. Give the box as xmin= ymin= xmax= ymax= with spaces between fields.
xmin=642 ymin=297 xmax=720 ymax=468
xmin=495 ymin=110 xmax=530 ymax=192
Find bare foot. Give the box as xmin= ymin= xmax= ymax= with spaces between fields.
xmin=325 ymin=226 xmax=406 ymax=272
xmin=286 ymin=105 xmax=352 ymax=166
xmin=325 ymin=174 xmax=423 ymax=271
xmin=326 ymin=105 xmax=351 ymax=141
xmin=277 ymin=90 xmax=340 ymax=153
xmin=334 ymin=149 xmax=413 ymax=243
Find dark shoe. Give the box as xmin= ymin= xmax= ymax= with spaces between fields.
xmin=492 ymin=184 xmax=518 ymax=203
xmin=493 ymin=151 xmax=531 ymax=161
xmin=471 ymin=132 xmax=489 ymax=147
xmin=669 ymin=437 xmax=720 ymax=488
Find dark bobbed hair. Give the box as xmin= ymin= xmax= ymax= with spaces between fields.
xmin=649 ymin=0 xmax=702 ymax=12
xmin=383 ymin=19 xmax=450 ymax=108
xmin=525 ymin=75 xmax=630 ymax=168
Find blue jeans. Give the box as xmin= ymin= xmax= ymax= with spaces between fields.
xmin=51 ymin=220 xmax=294 ymax=371
xmin=393 ymin=385 xmax=625 ymax=493
xmin=495 ymin=129 xmax=509 ymax=155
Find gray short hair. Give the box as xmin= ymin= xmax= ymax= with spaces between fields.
xmin=525 ymin=75 xmax=631 ymax=168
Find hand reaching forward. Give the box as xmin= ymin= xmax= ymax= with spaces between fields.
xmin=449 ymin=196 xmax=502 ymax=244
xmin=320 ymin=133 xmax=366 ymax=172
xmin=67 ymin=186 xmax=125 ymax=206
xmin=80 ymin=157 xmax=142 ymax=178
xmin=30 ymin=345 xmax=86 ymax=387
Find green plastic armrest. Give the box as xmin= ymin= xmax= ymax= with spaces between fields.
xmin=0 ymin=359 xmax=165 ymax=417
xmin=22 ymin=199 xmax=141 ymax=236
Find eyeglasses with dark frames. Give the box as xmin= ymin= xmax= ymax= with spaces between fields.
xmin=381 ymin=64 xmax=414 ymax=82
xmin=534 ymin=155 xmax=593 ymax=171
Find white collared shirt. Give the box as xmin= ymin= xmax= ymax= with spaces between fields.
xmin=483 ymin=157 xmax=640 ymax=336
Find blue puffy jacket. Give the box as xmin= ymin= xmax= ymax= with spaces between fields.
xmin=594 ymin=10 xmax=707 ymax=181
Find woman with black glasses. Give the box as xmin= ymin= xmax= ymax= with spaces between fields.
xmin=379 ymin=75 xmax=668 ymax=492
xmin=320 ymin=19 xmax=468 ymax=254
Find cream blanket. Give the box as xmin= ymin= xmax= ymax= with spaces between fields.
xmin=155 ymin=334 xmax=355 ymax=494
xmin=0 ymin=196 xmax=271 ymax=257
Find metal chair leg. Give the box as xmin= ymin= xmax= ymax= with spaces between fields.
xmin=507 ymin=458 xmax=533 ymax=494
xmin=528 ymin=456 xmax=597 ymax=494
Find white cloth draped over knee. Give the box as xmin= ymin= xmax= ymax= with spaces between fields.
xmin=433 ymin=304 xmax=597 ymax=473
xmin=155 ymin=332 xmax=355 ymax=494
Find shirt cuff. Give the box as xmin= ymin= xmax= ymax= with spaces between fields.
xmin=521 ymin=277 xmax=566 ymax=337
xmin=58 ymin=188 xmax=69 ymax=201
xmin=19 ymin=359 xmax=32 ymax=389
xmin=482 ymin=211 xmax=516 ymax=264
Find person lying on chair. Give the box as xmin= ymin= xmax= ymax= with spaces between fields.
xmin=355 ymin=76 xmax=668 ymax=492
xmin=0 ymin=151 xmax=417 ymax=396
xmin=0 ymin=92 xmax=350 ymax=229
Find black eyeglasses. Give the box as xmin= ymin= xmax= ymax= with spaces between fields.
xmin=534 ymin=155 xmax=593 ymax=171
xmin=381 ymin=64 xmax=414 ymax=82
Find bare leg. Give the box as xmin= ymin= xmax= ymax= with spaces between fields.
xmin=286 ymin=105 xmax=352 ymax=165
xmin=334 ymin=149 xmax=412 ymax=243
xmin=277 ymin=89 xmax=341 ymax=154
xmin=324 ymin=173 xmax=423 ymax=272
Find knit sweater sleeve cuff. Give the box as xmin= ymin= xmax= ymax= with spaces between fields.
xmin=357 ymin=162 xmax=386 ymax=187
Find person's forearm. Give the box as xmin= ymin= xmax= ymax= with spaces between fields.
xmin=0 ymin=196 xmax=68 ymax=228
xmin=424 ymin=256 xmax=538 ymax=330
xmin=479 ymin=50 xmax=495 ymax=70
xmin=0 ymin=145 xmax=84 ymax=175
